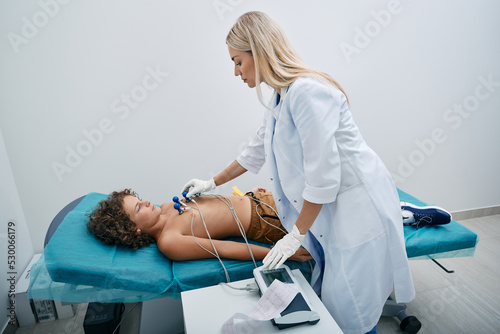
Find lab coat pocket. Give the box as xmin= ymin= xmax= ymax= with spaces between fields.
xmin=332 ymin=183 xmax=384 ymax=250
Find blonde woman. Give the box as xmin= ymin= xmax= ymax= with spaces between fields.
xmin=183 ymin=11 xmax=415 ymax=334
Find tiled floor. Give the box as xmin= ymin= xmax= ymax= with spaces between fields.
xmin=14 ymin=215 xmax=500 ymax=334
xmin=378 ymin=214 xmax=500 ymax=333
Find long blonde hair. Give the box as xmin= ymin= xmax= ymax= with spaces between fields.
xmin=226 ymin=11 xmax=348 ymax=106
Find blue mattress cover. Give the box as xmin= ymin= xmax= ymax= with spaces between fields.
xmin=28 ymin=189 xmax=477 ymax=303
xmin=398 ymin=189 xmax=478 ymax=259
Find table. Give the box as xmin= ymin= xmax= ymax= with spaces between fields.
xmin=182 ymin=269 xmax=343 ymax=333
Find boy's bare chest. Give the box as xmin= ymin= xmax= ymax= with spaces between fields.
xmin=163 ymin=196 xmax=251 ymax=238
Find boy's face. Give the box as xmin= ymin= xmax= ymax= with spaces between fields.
xmin=122 ymin=195 xmax=159 ymax=232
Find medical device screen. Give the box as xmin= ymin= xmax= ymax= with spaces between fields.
xmin=260 ymin=268 xmax=294 ymax=287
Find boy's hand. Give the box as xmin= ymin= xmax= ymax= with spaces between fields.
xmin=289 ymin=247 xmax=313 ymax=262
xmin=248 ymin=186 xmax=267 ymax=193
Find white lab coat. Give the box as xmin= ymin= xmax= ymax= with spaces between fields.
xmin=237 ymin=77 xmax=415 ymax=334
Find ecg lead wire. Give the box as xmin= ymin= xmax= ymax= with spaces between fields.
xmin=183 ymin=193 xmax=291 ymax=283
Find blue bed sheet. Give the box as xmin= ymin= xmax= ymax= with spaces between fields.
xmin=398 ymin=189 xmax=478 ymax=259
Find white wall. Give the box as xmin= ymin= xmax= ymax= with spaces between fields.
xmin=0 ymin=0 xmax=499 ymax=254
xmin=0 ymin=128 xmax=35 ymax=331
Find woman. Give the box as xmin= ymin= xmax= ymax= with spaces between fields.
xmin=183 ymin=11 xmax=415 ymax=334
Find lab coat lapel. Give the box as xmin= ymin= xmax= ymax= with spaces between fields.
xmin=264 ymin=94 xmax=287 ymax=228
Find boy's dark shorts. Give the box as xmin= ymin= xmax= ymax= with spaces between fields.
xmin=244 ymin=192 xmax=287 ymax=244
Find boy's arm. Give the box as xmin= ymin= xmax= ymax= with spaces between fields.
xmin=158 ymin=234 xmax=312 ymax=262
xmin=158 ymin=234 xmax=270 ymax=261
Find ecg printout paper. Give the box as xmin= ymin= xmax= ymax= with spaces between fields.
xmin=221 ymin=279 xmax=298 ymax=334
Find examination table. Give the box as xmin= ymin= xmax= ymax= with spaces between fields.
xmin=28 ymin=189 xmax=478 ymax=333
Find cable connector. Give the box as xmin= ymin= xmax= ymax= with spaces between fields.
xmin=245 ymin=282 xmax=259 ymax=292
xmin=219 ymin=281 xmax=259 ymax=292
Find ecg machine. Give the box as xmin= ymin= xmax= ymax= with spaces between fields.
xmin=253 ymin=265 xmax=320 ymax=329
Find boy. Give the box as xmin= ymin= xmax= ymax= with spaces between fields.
xmin=87 ymin=187 xmax=312 ymax=262
xmin=87 ymin=187 xmax=451 ymax=262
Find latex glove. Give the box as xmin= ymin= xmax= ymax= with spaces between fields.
xmin=263 ymin=225 xmax=306 ymax=270
xmin=182 ymin=178 xmax=216 ymax=198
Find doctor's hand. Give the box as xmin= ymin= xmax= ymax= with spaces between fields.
xmin=182 ymin=178 xmax=216 ymax=198
xmin=263 ymin=225 xmax=306 ymax=269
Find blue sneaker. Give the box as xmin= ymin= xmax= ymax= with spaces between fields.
xmin=401 ymin=202 xmax=452 ymax=228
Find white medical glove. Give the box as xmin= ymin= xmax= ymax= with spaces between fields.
xmin=182 ymin=178 xmax=216 ymax=198
xmin=263 ymin=225 xmax=306 ymax=270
